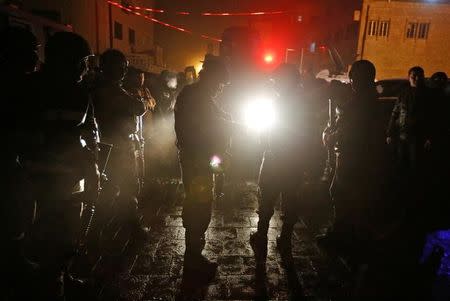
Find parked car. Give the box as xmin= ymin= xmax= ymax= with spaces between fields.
xmin=375 ymin=78 xmax=409 ymax=102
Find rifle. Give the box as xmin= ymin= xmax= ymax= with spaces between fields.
xmin=321 ymin=97 xmax=336 ymax=182
xmin=78 ymin=141 xmax=113 ymax=250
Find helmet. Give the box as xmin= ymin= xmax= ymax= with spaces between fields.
xmin=99 ymin=49 xmax=128 ymax=80
xmin=199 ymin=54 xmax=229 ymax=84
xmin=430 ymin=71 xmax=448 ymax=83
xmin=349 ymin=60 xmax=376 ymax=83
xmin=99 ymin=49 xmax=127 ymax=70
xmin=45 ymin=32 xmax=92 ymax=66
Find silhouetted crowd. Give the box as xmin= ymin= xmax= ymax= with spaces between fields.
xmin=1 ymin=27 xmax=449 ymax=300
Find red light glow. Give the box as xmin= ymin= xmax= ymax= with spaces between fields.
xmin=202 ymin=11 xmax=285 ymax=16
xmin=264 ymin=54 xmax=274 ymax=63
xmin=124 ymin=3 xmax=289 ymax=17
xmin=107 ymin=1 xmax=221 ymax=41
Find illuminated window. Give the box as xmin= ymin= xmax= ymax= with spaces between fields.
xmin=368 ymin=20 xmax=389 ymax=37
xmin=406 ymin=22 xmax=430 ymax=39
xmin=368 ymin=20 xmax=378 ymax=36
xmin=378 ymin=21 xmax=390 ymax=37
xmin=114 ymin=21 xmax=123 ymax=40
xmin=129 ymin=28 xmax=135 ymax=45
xmin=417 ymin=23 xmax=430 ymax=39
xmin=406 ymin=22 xmax=417 ymax=39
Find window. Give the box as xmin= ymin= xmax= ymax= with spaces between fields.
xmin=129 ymin=28 xmax=135 ymax=45
xmin=417 ymin=23 xmax=430 ymax=39
xmin=368 ymin=20 xmax=389 ymax=37
xmin=368 ymin=20 xmax=378 ymax=36
xmin=406 ymin=22 xmax=430 ymax=39
xmin=406 ymin=22 xmax=417 ymax=39
xmin=378 ymin=21 xmax=390 ymax=37
xmin=114 ymin=21 xmax=123 ymax=40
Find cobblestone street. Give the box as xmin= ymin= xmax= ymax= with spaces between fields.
xmin=73 ymin=181 xmax=354 ymax=301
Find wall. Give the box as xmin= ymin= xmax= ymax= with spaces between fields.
xmin=357 ymin=0 xmax=450 ymax=79
xmin=22 ymin=0 xmax=156 ymax=61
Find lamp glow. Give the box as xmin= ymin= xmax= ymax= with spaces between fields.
xmin=264 ymin=54 xmax=274 ymax=63
xmin=243 ymin=96 xmax=276 ymax=132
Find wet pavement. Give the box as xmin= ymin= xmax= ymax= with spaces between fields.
xmin=71 ymin=180 xmax=356 ymax=301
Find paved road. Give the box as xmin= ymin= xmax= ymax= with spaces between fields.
xmin=74 ymin=181 xmax=354 ymax=301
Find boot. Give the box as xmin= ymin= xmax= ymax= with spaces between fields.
xmin=184 ymin=232 xmax=217 ymax=280
xmin=250 ymin=231 xmax=268 ymax=263
xmin=183 ymin=252 xmax=218 ymax=278
xmin=277 ymin=223 xmax=293 ymax=262
xmin=127 ymin=200 xmax=150 ymax=241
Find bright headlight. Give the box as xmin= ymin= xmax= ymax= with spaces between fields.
xmin=243 ymin=96 xmax=276 ymax=132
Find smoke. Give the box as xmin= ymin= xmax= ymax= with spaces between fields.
xmin=145 ymin=114 xmax=179 ymax=178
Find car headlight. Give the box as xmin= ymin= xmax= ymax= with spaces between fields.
xmin=243 ymin=96 xmax=276 ymax=132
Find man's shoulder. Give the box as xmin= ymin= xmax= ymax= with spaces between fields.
xmin=179 ymin=82 xmax=200 ymax=96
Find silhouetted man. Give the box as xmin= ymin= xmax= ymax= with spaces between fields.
xmin=250 ymin=64 xmax=317 ymax=262
xmin=93 ymin=49 xmax=149 ymax=237
xmin=22 ymin=32 xmax=99 ymax=299
xmin=174 ymin=54 xmax=231 ymax=277
xmin=318 ymin=60 xmax=386 ymax=255
xmin=387 ymin=66 xmax=432 ymax=175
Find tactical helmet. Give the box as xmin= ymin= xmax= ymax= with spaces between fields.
xmin=99 ymin=49 xmax=127 ymax=69
xmin=430 ymin=71 xmax=448 ymax=88
xmin=45 ymin=32 xmax=92 ymax=66
xmin=199 ymin=54 xmax=229 ymax=84
xmin=349 ymin=60 xmax=376 ymax=83
xmin=431 ymin=71 xmax=448 ymax=82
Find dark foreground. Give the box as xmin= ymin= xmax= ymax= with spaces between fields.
xmin=35 ymin=180 xmax=449 ymax=301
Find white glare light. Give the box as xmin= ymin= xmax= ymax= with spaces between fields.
xmin=210 ymin=155 xmax=222 ymax=169
xmin=243 ymin=96 xmax=276 ymax=132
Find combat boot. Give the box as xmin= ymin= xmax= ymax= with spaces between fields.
xmin=250 ymin=231 xmax=268 ymax=263
xmin=184 ymin=253 xmax=218 ymax=278
xmin=277 ymin=224 xmax=294 ymax=263
xmin=184 ymin=233 xmax=217 ymax=280
xmin=127 ymin=198 xmax=150 ymax=241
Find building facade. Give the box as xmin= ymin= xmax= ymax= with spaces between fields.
xmin=5 ymin=0 xmax=164 ymax=72
xmin=356 ymin=0 xmax=450 ymax=79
